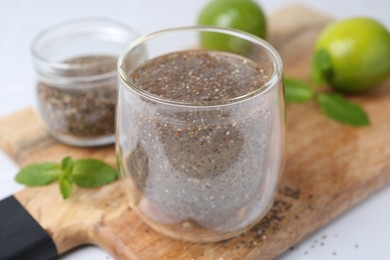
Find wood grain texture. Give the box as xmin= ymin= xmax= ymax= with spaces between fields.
xmin=1 ymin=4 xmax=390 ymax=260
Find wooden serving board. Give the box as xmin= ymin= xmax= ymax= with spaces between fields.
xmin=1 ymin=5 xmax=390 ymax=260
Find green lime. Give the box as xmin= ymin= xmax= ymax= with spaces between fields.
xmin=314 ymin=17 xmax=390 ymax=93
xmin=197 ymin=0 xmax=267 ymax=54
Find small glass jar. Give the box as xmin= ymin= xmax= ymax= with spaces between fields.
xmin=31 ymin=18 xmax=139 ymax=146
xmin=117 ymin=27 xmax=285 ymax=242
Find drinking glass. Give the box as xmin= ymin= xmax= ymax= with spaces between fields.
xmin=116 ymin=26 xmax=285 ymax=242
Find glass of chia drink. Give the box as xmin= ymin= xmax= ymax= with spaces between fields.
xmin=31 ymin=18 xmax=139 ymax=146
xmin=117 ymin=27 xmax=285 ymax=242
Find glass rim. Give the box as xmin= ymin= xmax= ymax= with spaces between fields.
xmin=118 ymin=26 xmax=283 ymax=107
xmin=31 ymin=17 xmax=138 ymax=73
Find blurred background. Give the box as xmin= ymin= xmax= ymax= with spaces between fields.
xmin=1 ymin=0 xmax=390 ymax=259
xmin=0 ymin=0 xmax=389 ymax=116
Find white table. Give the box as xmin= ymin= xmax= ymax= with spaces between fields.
xmin=1 ymin=0 xmax=389 ymax=259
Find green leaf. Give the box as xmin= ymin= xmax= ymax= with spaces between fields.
xmin=316 ymin=93 xmax=370 ymax=126
xmin=284 ymin=78 xmax=315 ymax=103
xmin=72 ymin=159 xmax=117 ymax=188
xmin=15 ymin=163 xmax=61 ymax=186
xmin=61 ymin=156 xmax=74 ymax=175
xmin=14 ymin=156 xmax=117 ymax=199
xmin=59 ymin=174 xmax=73 ymax=199
xmin=311 ymin=49 xmax=332 ymax=86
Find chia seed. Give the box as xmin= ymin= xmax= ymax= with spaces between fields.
xmin=130 ymin=50 xmax=268 ymax=103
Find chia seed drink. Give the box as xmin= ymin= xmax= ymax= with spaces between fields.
xmin=31 ymin=18 xmax=139 ymax=146
xmin=37 ymin=55 xmax=117 ymax=139
xmin=117 ymin=28 xmax=284 ymax=243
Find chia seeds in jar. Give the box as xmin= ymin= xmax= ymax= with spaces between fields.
xmin=117 ymin=27 xmax=285 ymax=243
xmin=31 ymin=18 xmax=139 ymax=146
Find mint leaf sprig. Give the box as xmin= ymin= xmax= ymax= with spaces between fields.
xmin=317 ymin=93 xmax=369 ymax=126
xmin=311 ymin=49 xmax=333 ymax=86
xmin=15 ymin=157 xmax=117 ymax=199
xmin=284 ymin=78 xmax=315 ymax=103
xmin=284 ymin=77 xmax=369 ymax=126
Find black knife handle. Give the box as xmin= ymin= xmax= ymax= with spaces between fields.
xmin=0 ymin=196 xmax=58 ymax=260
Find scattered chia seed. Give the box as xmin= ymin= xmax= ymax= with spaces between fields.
xmin=37 ymin=55 xmax=117 ymax=140
xmin=121 ymin=50 xmax=281 ymax=239
xmin=305 ymin=204 xmax=314 ymax=211
xmin=253 ymin=199 xmax=291 ymax=235
xmin=279 ymin=186 xmax=301 ymax=200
